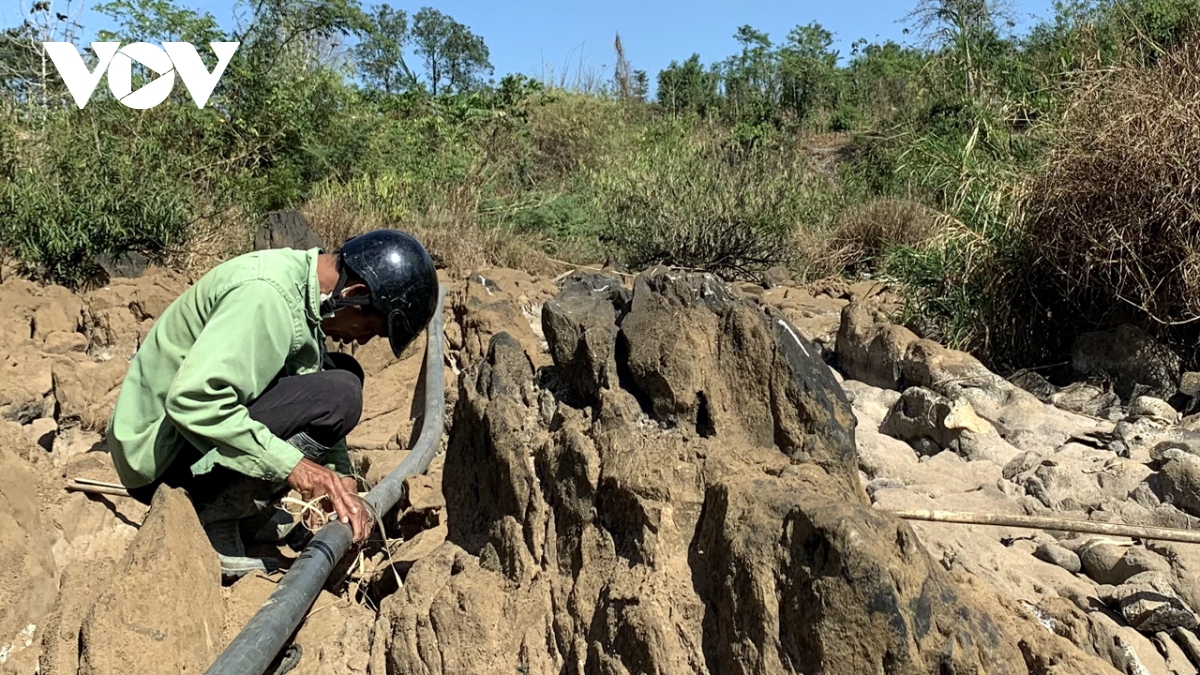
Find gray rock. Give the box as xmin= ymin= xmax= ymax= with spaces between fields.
xmin=1080 ymin=542 xmax=1129 ymax=585
xmin=254 ymin=210 xmax=325 ymax=252
xmin=865 ymin=477 xmax=906 ymax=497
xmin=1128 ymin=396 xmax=1181 ymax=425
xmin=1181 ymin=372 xmax=1200 ymax=398
xmin=1072 ymin=324 xmax=1180 ymax=401
xmin=1111 ymin=547 xmax=1173 ymax=583
xmin=1007 ymin=369 xmax=1058 ymax=402
xmin=1049 ymin=382 xmax=1120 ymax=417
xmin=880 ymin=387 xmax=955 ymax=450
xmin=541 ymin=273 xmax=630 ymax=407
xmin=1033 ymin=542 xmax=1081 ymax=573
xmin=1101 ymin=571 xmax=1199 ymax=633
xmin=1149 ymin=454 xmax=1200 ymax=517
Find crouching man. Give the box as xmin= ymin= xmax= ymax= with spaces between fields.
xmin=105 ymin=228 xmax=439 ymax=578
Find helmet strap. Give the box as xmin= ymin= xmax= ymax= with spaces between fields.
xmin=320 ymin=267 xmax=374 ymax=318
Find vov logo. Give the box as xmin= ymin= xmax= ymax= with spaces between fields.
xmin=42 ymin=42 xmax=240 ymax=110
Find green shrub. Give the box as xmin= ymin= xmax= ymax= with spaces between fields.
xmin=594 ymin=133 xmax=806 ymax=278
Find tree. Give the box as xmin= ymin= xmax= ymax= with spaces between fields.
xmin=777 ymin=22 xmax=839 ymax=121
xmin=718 ymin=25 xmax=778 ymax=122
xmin=354 ymin=3 xmax=414 ymax=93
xmin=656 ymin=54 xmax=718 ymax=117
xmin=95 ymin=0 xmax=222 ymax=42
xmin=410 ymin=7 xmax=491 ymax=95
xmin=904 ymin=0 xmax=1014 ymax=95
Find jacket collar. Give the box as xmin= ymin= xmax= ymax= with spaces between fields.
xmin=304 ymin=247 xmax=324 ymax=326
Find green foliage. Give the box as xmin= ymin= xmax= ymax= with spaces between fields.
xmin=594 ymin=131 xmax=807 ymax=278
xmin=656 ymin=55 xmax=718 ymax=117
xmin=95 ymin=0 xmax=222 ymax=42
xmin=4 ymin=0 xmax=1200 ymax=372
xmin=411 ymin=7 xmax=492 ymax=95
xmin=354 ymin=3 xmax=414 ymax=94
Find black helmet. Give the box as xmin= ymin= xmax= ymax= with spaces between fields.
xmin=323 ymin=229 xmax=439 ymax=357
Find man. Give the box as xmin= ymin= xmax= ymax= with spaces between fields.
xmin=105 ymin=228 xmax=439 ymax=578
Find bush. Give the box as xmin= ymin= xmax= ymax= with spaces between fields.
xmin=1023 ymin=39 xmax=1200 ymax=329
xmin=595 ymin=131 xmax=808 ymax=278
xmin=0 ymin=105 xmax=207 ymax=285
xmin=829 ymin=198 xmax=944 ymax=271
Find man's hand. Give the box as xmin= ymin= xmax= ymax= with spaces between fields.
xmin=286 ymin=458 xmax=371 ymax=542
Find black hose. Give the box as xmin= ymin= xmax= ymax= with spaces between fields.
xmin=204 ymin=285 xmax=446 ymax=675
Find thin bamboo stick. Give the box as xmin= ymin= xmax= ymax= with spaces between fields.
xmin=889 ymin=509 xmax=1200 ymax=545
xmin=65 ymin=481 xmax=130 ymax=498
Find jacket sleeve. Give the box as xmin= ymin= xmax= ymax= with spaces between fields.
xmin=164 ymin=280 xmax=304 ymax=482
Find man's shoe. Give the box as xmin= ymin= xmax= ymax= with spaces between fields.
xmin=204 ymin=518 xmax=282 ymax=582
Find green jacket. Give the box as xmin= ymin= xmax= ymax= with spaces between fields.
xmin=106 ymin=247 xmax=352 ymax=489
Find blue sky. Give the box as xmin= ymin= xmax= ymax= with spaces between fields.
xmin=6 ymin=0 xmax=1061 ymax=86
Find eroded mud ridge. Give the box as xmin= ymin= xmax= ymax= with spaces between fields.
xmin=5 ymin=264 xmax=1200 ymax=674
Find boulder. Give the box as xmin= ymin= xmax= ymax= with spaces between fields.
xmin=1034 ymin=542 xmax=1082 ymax=574
xmin=77 ymin=486 xmax=223 ymax=675
xmin=1100 ymin=572 xmax=1199 ymax=633
xmin=835 ymin=303 xmax=918 ymax=390
xmin=1149 ymin=453 xmax=1200 ymax=517
xmin=1128 ymin=396 xmax=1180 ymax=425
xmin=879 ymin=386 xmax=1017 ymax=463
xmin=383 ymin=271 xmax=1109 ymax=675
xmin=0 ymin=425 xmax=58 ymax=672
xmin=1049 ymin=382 xmax=1121 ymax=418
xmin=1008 ymin=369 xmax=1058 ymax=402
xmin=541 ymin=272 xmax=630 ymax=407
xmin=253 ymin=210 xmax=324 ymax=251
xmin=1072 ymin=324 xmax=1180 ymax=401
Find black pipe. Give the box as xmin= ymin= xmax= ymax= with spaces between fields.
xmin=205 ymin=285 xmax=446 ymax=675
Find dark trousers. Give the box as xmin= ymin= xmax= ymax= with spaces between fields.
xmin=129 ymin=353 xmax=364 ymax=520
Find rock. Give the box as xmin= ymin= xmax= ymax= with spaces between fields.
xmin=450 ymin=271 xmax=558 ymax=371
xmin=82 ymin=270 xmax=188 ymax=360
xmin=1101 ymin=572 xmax=1199 ymax=633
xmin=759 ymin=288 xmax=848 ymax=362
xmin=1129 ymin=396 xmax=1181 ymax=425
xmin=253 ymin=209 xmax=325 ymax=251
xmin=1008 ymin=368 xmax=1058 ymax=402
xmin=1110 ymin=547 xmax=1174 ymax=584
xmin=24 ymin=417 xmax=57 ymax=452
xmin=835 ymin=303 xmax=918 ymax=389
xmin=1006 ymin=443 xmax=1151 ymax=512
xmin=901 ymin=339 xmax=1108 ymax=454
xmin=1050 ymin=382 xmax=1121 ymax=418
xmin=0 ymin=425 xmax=58 ymax=672
xmin=1034 ymin=542 xmax=1082 ymax=573
xmin=1150 ymin=453 xmax=1200 ymax=517
xmin=1172 ymin=627 xmax=1200 ymax=667
xmin=620 ymin=269 xmax=857 ymax=473
xmin=40 ymin=331 xmax=88 ymax=355
xmin=77 ymin=486 xmax=223 ymax=675
xmin=1080 ymin=541 xmax=1130 ymax=585
xmin=879 ymin=386 xmax=1015 ymax=463
xmin=51 ymin=357 xmax=128 ymax=429
xmin=879 ymin=386 xmax=954 ymax=455
xmin=541 ymin=272 xmax=629 ymax=406
xmin=1182 ymin=372 xmax=1200 ymax=398
xmin=382 ymin=271 xmax=1109 ymax=675
xmin=1072 ymin=324 xmax=1180 ymax=401
xmin=38 ymin=560 xmax=114 ymax=675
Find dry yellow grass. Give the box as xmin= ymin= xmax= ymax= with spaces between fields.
xmin=1024 ymin=38 xmax=1200 ymax=326
xmin=302 ymin=193 xmax=560 ymax=277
